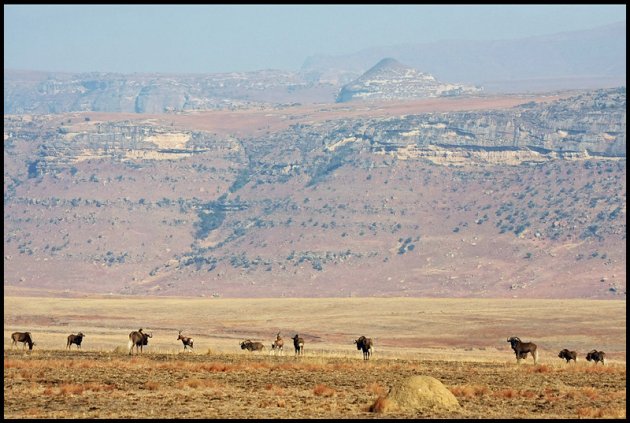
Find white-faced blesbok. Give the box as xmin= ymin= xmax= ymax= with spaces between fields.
xmin=128 ymin=328 xmax=152 ymax=355
xmin=67 ymin=332 xmax=85 ymax=350
xmin=177 ymin=330 xmax=194 ymax=352
xmin=507 ymin=336 xmax=538 ymax=364
xmin=354 ymin=335 xmax=374 ymax=360
xmin=11 ymin=332 xmax=35 ymax=350
xmin=270 ymin=332 xmax=284 ymax=355
xmin=292 ymin=334 xmax=304 ymax=356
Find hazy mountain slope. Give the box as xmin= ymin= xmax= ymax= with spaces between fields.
xmin=301 ymin=21 xmax=626 ymax=92
xmin=336 ymin=58 xmax=480 ymax=102
xmin=3 ymin=88 xmax=625 ymax=299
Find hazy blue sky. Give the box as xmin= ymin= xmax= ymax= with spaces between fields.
xmin=4 ymin=4 xmax=626 ymax=74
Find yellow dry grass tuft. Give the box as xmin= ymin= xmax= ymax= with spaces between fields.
xmin=450 ymin=384 xmax=490 ymax=398
xmin=527 ymin=363 xmax=553 ymax=373
xmin=495 ymin=388 xmax=518 ymax=399
xmin=313 ymin=384 xmax=336 ymax=397
xmin=143 ymin=381 xmax=160 ymax=391
xmin=264 ymin=383 xmax=286 ymax=396
xmin=369 ymin=395 xmax=395 ymax=413
xmin=366 ymin=382 xmax=387 ymax=396
xmin=577 ymin=406 xmax=626 ymax=418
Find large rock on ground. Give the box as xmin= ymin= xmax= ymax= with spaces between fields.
xmin=378 ymin=375 xmax=461 ymax=413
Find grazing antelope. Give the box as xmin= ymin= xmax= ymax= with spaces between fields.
xmin=354 ymin=336 xmax=373 ymax=360
xmin=292 ymin=334 xmax=304 ymax=356
xmin=507 ymin=336 xmax=538 ymax=364
xmin=270 ymin=332 xmax=284 ymax=355
xmin=67 ymin=332 xmax=85 ymax=350
xmin=128 ymin=328 xmax=152 ymax=355
xmin=177 ymin=330 xmax=194 ymax=352
xmin=11 ymin=332 xmax=35 ymax=350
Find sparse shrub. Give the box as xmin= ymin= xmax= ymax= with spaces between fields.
xmin=265 ymin=383 xmax=286 ymax=396
xmin=59 ymin=383 xmax=85 ymax=396
xmin=369 ymin=395 xmax=395 ymax=413
xmin=495 ymin=388 xmax=518 ymax=399
xmin=580 ymin=387 xmax=599 ymax=400
xmin=450 ymin=384 xmax=489 ymax=398
xmin=313 ymin=383 xmax=335 ymax=397
xmin=577 ymin=407 xmax=626 ymax=418
xmin=528 ymin=364 xmax=553 ymax=373
xmin=144 ymin=381 xmax=160 ymax=390
xmin=366 ymin=382 xmax=387 ymax=396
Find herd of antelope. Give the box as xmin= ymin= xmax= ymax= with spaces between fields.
xmin=8 ymin=330 xmax=607 ymax=364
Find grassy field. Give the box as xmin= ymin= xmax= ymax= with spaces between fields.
xmin=4 ymin=296 xmax=626 ymax=418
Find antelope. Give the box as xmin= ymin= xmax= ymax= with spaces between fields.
xmin=128 ymin=328 xmax=152 ymax=355
xmin=354 ymin=336 xmax=373 ymax=360
xmin=507 ymin=336 xmax=538 ymax=364
xmin=586 ymin=349 xmax=606 ymax=365
xmin=67 ymin=332 xmax=85 ymax=350
xmin=240 ymin=340 xmax=265 ymax=352
xmin=292 ymin=334 xmax=304 ymax=356
xmin=177 ymin=330 xmax=194 ymax=352
xmin=558 ymin=349 xmax=577 ymax=363
xmin=270 ymin=332 xmax=284 ymax=355
xmin=11 ymin=332 xmax=35 ymax=350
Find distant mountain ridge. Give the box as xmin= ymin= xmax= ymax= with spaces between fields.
xmin=4 ymin=23 xmax=624 ymax=114
xmin=336 ymin=58 xmax=481 ymax=102
xmin=302 ymin=21 xmax=626 ymax=92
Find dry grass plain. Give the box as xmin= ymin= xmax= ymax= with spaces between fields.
xmin=4 ymin=296 xmax=626 ymax=419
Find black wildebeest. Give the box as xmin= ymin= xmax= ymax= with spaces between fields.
xmin=558 ymin=349 xmax=577 ymax=363
xmin=240 ymin=340 xmax=265 ymax=352
xmin=354 ymin=336 xmax=374 ymax=360
xmin=586 ymin=349 xmax=606 ymax=365
xmin=177 ymin=330 xmax=194 ymax=352
xmin=507 ymin=336 xmax=538 ymax=364
xmin=292 ymin=334 xmax=304 ymax=356
xmin=11 ymin=332 xmax=35 ymax=350
xmin=67 ymin=332 xmax=85 ymax=350
xmin=270 ymin=332 xmax=284 ymax=355
xmin=128 ymin=328 xmax=152 ymax=355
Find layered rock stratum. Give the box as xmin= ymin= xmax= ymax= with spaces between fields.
xmin=3 ymin=86 xmax=626 ymax=299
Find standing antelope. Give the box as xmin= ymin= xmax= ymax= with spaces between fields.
xmin=270 ymin=332 xmax=284 ymax=355
xmin=128 ymin=328 xmax=152 ymax=355
xmin=67 ymin=332 xmax=85 ymax=350
xmin=177 ymin=330 xmax=194 ymax=352
xmin=292 ymin=334 xmax=304 ymax=356
xmin=354 ymin=336 xmax=373 ymax=360
xmin=507 ymin=336 xmax=538 ymax=364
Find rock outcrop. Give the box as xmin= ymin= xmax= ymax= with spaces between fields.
xmin=371 ymin=376 xmax=461 ymax=413
xmin=336 ymin=58 xmax=481 ymax=102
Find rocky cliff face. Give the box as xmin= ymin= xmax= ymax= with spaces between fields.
xmin=3 ymin=88 xmax=626 ymax=299
xmin=336 ymin=58 xmax=481 ymax=102
xmin=3 ymin=69 xmax=338 ymax=114
xmin=361 ymin=88 xmax=626 ymax=160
